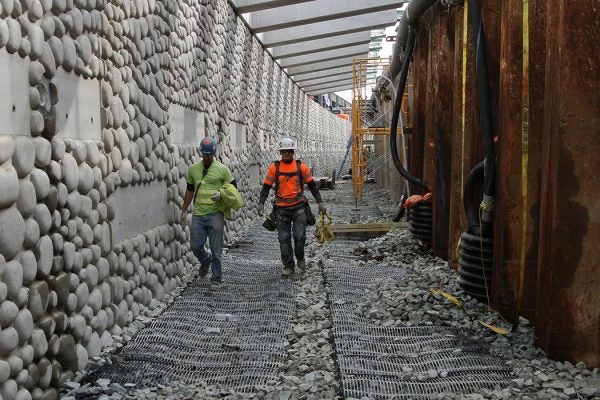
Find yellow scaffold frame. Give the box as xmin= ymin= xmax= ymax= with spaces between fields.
xmin=351 ymin=58 xmax=404 ymax=198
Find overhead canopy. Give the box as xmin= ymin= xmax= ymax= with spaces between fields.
xmin=229 ymin=0 xmax=404 ymax=96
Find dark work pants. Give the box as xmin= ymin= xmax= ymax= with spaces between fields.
xmin=276 ymin=203 xmax=308 ymax=268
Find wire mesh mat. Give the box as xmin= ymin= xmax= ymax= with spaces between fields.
xmin=86 ymin=225 xmax=297 ymax=391
xmin=324 ymin=261 xmax=513 ymax=399
xmin=342 ymin=375 xmax=512 ymax=399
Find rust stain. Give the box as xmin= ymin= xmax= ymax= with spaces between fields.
xmin=536 ymin=0 xmax=600 ymax=367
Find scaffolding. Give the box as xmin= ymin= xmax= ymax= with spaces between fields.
xmin=351 ymin=58 xmax=405 ymax=198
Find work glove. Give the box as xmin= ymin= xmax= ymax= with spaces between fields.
xmin=318 ymin=203 xmax=327 ymax=215
xmin=211 ymin=191 xmax=221 ymax=202
xmin=257 ymin=202 xmax=264 ymax=217
xmin=179 ymin=211 xmax=187 ymax=225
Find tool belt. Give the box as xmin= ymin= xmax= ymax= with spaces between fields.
xmin=275 ymin=194 xmax=306 ymax=206
xmin=304 ymin=201 xmax=316 ymax=226
xmin=262 ymin=205 xmax=278 ymax=231
xmin=276 ymin=198 xmax=316 ymax=226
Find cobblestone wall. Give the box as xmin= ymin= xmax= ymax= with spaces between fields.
xmin=0 ymin=0 xmax=349 ymax=397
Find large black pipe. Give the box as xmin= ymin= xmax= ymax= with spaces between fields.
xmin=389 ymin=29 xmax=429 ymax=191
xmin=463 ymin=161 xmax=484 ymax=235
xmin=388 ymin=1 xmax=438 ymax=190
xmin=388 ymin=0 xmax=438 ymax=85
xmin=467 ymin=0 xmax=496 ymax=224
xmin=389 ymin=14 xmax=409 ymax=78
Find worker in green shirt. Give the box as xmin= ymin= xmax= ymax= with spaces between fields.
xmin=180 ymin=137 xmax=236 ymax=291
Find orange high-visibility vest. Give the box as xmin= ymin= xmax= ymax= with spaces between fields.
xmin=264 ymin=160 xmax=314 ymax=207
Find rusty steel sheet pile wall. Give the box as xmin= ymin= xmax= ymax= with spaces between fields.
xmin=492 ymin=0 xmax=546 ymax=334
xmin=0 ymin=0 xmax=349 ymax=397
xmin=373 ymin=0 xmax=599 ymax=366
xmin=535 ymin=0 xmax=600 ymax=367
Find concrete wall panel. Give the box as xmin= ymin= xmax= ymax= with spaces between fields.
xmin=0 ymin=50 xmax=30 ymax=135
xmin=55 ymin=69 xmax=102 ymax=141
xmin=109 ymin=183 xmax=169 ymax=243
xmin=169 ymin=104 xmax=205 ymax=146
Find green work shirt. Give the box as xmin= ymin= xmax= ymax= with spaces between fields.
xmin=186 ymin=160 xmax=234 ymax=216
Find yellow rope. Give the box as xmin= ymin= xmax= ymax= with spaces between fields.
xmin=460 ymin=0 xmax=469 ymax=202
xmin=515 ymin=0 xmax=530 ymax=328
xmin=315 ymin=212 xmax=335 ymax=244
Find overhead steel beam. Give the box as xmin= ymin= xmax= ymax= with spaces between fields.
xmin=304 ymin=76 xmax=374 ymax=91
xmin=294 ymin=66 xmax=354 ymax=82
xmin=270 ymin=32 xmax=371 ymax=60
xmin=261 ymin=10 xmax=398 ymax=47
xmin=279 ymin=44 xmax=370 ymax=69
xmin=249 ymin=0 xmax=405 ymax=33
xmin=288 ymin=56 xmax=363 ymax=76
xmin=231 ymin=0 xmax=316 ymax=14
xmin=302 ymin=77 xmax=354 ymax=90
xmin=296 ymin=72 xmax=355 ymax=88
xmin=307 ymin=84 xmax=356 ymax=95
xmin=305 ymin=76 xmax=377 ymax=94
xmin=308 ymin=83 xmax=355 ymax=93
xmin=303 ymin=78 xmax=355 ymax=92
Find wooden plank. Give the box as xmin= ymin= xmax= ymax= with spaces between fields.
xmin=330 ymin=222 xmax=408 ymax=238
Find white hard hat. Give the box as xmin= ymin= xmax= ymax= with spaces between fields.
xmin=278 ymin=137 xmax=296 ymax=151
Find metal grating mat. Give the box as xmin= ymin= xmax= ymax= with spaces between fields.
xmin=86 ymin=226 xmax=298 ymax=391
xmin=324 ymin=262 xmax=513 ymax=398
xmin=338 ymin=354 xmax=509 ymax=376
xmin=342 ymin=375 xmax=512 ymax=400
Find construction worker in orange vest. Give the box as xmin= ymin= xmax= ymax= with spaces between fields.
xmin=258 ymin=137 xmax=326 ymax=276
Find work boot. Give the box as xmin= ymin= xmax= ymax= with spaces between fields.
xmin=281 ymin=266 xmax=294 ymax=277
xmin=209 ymin=281 xmax=221 ymax=291
xmin=296 ymin=259 xmax=307 ymax=270
xmin=199 ymin=260 xmax=211 ymax=277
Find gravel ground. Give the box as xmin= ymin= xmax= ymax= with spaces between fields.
xmin=62 ymin=186 xmax=600 ymax=399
